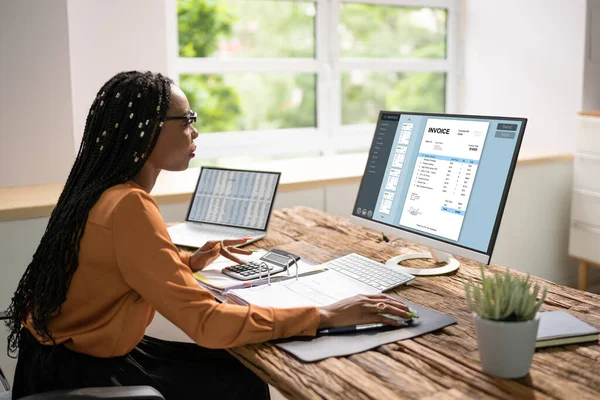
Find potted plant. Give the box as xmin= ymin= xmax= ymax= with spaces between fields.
xmin=463 ymin=267 xmax=547 ymax=379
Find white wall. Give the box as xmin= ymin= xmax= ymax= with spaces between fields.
xmin=67 ymin=0 xmax=170 ymax=150
xmin=0 ymin=0 xmax=75 ymax=187
xmin=0 ymin=0 xmax=171 ymax=188
xmin=461 ymin=0 xmax=586 ymax=157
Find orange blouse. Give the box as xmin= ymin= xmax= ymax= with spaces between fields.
xmin=26 ymin=182 xmax=320 ymax=357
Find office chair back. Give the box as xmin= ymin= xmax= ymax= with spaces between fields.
xmin=0 ymin=311 xmax=164 ymax=400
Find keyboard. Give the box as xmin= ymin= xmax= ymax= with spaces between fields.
xmin=222 ymin=261 xmax=286 ymax=281
xmin=323 ymin=253 xmax=415 ymax=291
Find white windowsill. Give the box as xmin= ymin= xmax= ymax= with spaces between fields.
xmin=0 ymin=152 xmax=574 ymax=221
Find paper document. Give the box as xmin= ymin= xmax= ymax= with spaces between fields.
xmin=227 ymin=270 xmax=370 ymax=308
xmin=193 ymin=250 xmax=320 ymax=293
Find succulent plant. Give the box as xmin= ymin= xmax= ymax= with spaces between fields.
xmin=464 ymin=266 xmax=547 ymax=321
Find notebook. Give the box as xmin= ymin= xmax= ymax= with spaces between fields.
xmin=167 ymin=167 xmax=281 ymax=248
xmin=536 ymin=311 xmax=599 ymax=348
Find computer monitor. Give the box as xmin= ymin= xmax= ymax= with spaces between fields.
xmin=351 ymin=111 xmax=526 ymax=275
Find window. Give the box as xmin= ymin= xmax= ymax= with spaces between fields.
xmin=170 ymin=0 xmax=458 ymax=160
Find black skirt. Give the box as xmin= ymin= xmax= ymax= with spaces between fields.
xmin=12 ymin=329 xmax=270 ymax=400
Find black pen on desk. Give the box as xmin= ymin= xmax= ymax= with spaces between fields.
xmin=318 ymin=323 xmax=388 ymax=335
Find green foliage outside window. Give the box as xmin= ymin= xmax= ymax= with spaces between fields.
xmin=177 ymin=0 xmax=447 ymax=134
xmin=180 ymin=73 xmax=316 ymax=133
xmin=340 ymin=4 xmax=447 ymax=123
xmin=178 ymin=0 xmax=236 ymax=57
xmin=342 ymin=72 xmax=446 ymax=125
xmin=339 ymin=4 xmax=446 ymax=58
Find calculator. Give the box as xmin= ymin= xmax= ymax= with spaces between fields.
xmin=222 ymin=249 xmax=301 ymax=281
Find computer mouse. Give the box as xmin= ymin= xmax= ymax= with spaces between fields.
xmin=380 ymin=313 xmax=414 ymax=323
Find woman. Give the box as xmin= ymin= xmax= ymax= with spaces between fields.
xmin=5 ymin=71 xmax=410 ymax=399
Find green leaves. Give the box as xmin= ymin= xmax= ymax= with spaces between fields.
xmin=463 ymin=266 xmax=547 ymax=321
xmin=178 ymin=0 xmax=236 ymax=58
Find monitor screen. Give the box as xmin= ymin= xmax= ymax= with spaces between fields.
xmin=353 ymin=112 xmax=526 ymax=261
xmin=187 ymin=167 xmax=280 ymax=230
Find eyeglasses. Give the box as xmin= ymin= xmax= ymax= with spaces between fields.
xmin=164 ymin=110 xmax=197 ymax=125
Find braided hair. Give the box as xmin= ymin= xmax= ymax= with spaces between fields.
xmin=5 ymin=71 xmax=173 ymax=356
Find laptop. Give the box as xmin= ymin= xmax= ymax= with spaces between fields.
xmin=167 ymin=167 xmax=281 ymax=248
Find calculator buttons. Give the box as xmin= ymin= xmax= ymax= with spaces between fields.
xmin=223 ymin=261 xmax=285 ymax=281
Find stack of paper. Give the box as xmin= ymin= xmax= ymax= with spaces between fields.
xmin=536 ymin=311 xmax=599 ymax=348
xmin=193 ymin=250 xmax=323 ymax=301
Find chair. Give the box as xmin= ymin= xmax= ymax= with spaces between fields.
xmin=0 ymin=311 xmax=164 ymax=400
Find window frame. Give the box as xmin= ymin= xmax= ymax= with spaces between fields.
xmin=166 ymin=0 xmax=460 ymax=159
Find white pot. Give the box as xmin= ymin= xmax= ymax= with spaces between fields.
xmin=473 ymin=313 xmax=540 ymax=379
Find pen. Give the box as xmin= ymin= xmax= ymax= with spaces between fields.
xmin=318 ymin=323 xmax=387 ymax=335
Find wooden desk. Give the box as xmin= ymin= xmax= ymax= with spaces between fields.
xmin=231 ymin=206 xmax=600 ymax=400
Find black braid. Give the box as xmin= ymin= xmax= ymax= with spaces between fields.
xmin=4 ymin=71 xmax=173 ymax=357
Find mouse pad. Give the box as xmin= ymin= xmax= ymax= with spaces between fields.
xmin=275 ymin=298 xmax=456 ymax=362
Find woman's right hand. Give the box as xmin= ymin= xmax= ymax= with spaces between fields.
xmin=318 ymin=294 xmax=411 ymax=329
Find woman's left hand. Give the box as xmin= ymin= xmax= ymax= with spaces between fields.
xmin=189 ymin=238 xmax=253 ymax=272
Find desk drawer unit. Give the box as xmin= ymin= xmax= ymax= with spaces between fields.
xmin=570 ymin=115 xmax=600 ymax=274
xmin=570 ymin=224 xmax=600 ymax=262
xmin=574 ymin=154 xmax=600 ymax=192
xmin=571 ymin=190 xmax=600 ymax=227
xmin=577 ymin=116 xmax=600 ymax=155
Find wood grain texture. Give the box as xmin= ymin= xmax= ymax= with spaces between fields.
xmin=578 ymin=111 xmax=600 ymax=117
xmin=229 ymin=206 xmax=600 ymax=400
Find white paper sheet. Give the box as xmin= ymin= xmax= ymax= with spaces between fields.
xmin=193 ymin=250 xmax=321 ymax=292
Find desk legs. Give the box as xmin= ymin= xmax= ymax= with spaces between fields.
xmin=578 ymin=261 xmax=589 ymax=291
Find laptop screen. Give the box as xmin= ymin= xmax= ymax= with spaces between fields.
xmin=186 ymin=167 xmax=281 ymax=231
